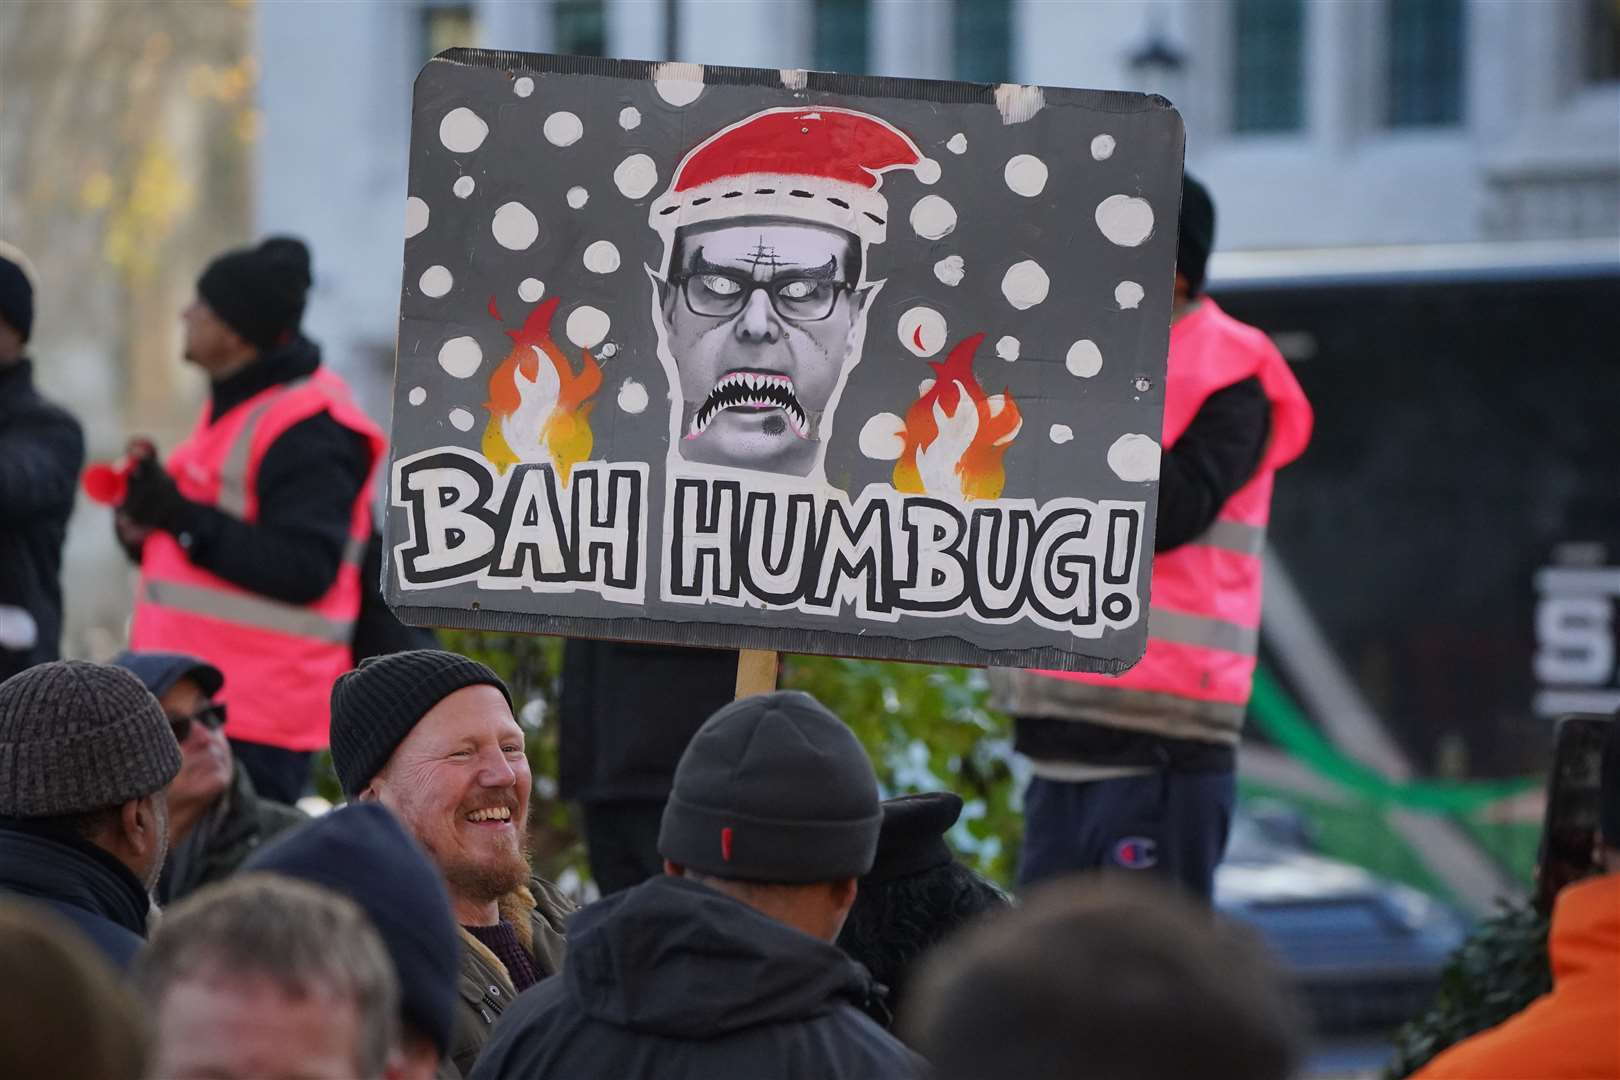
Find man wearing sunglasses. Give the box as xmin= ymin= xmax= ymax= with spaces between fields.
xmin=649 ymin=107 xmax=928 ymax=480
xmin=113 ymin=651 xmax=305 ymax=904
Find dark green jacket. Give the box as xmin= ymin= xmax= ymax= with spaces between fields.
xmin=449 ymin=876 xmax=575 ymax=1079
xmin=159 ymin=764 xmax=306 ymax=904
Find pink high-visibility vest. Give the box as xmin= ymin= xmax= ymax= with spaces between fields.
xmin=130 ymin=368 xmax=384 ymax=750
xmin=1033 ymin=299 xmax=1313 ymax=733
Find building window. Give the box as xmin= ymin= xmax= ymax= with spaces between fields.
xmin=422 ymin=3 xmax=476 ymax=62
xmin=556 ymin=0 xmax=606 ymax=58
xmin=815 ymin=0 xmax=870 ymax=75
xmin=1589 ymin=0 xmax=1620 ymax=84
xmin=955 ymin=0 xmax=1012 ymax=83
xmin=1387 ymin=0 xmax=1465 ymax=127
xmin=1231 ymin=0 xmax=1305 ymax=133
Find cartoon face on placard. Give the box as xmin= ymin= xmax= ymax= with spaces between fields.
xmin=387 ymin=53 xmax=1184 ymax=673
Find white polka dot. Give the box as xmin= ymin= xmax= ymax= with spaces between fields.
xmin=915 ymin=158 xmax=942 ymax=185
xmin=1049 ymin=424 xmax=1074 ymax=445
xmin=449 ymin=408 xmax=475 ymax=432
xmin=1065 ymin=339 xmax=1103 ymax=378
xmin=618 ymin=106 xmax=641 ymax=130
xmin=1096 ymin=194 xmax=1155 ymax=246
xmin=419 ymin=265 xmax=453 ymax=298
xmin=514 ymin=76 xmax=534 ymax=98
xmin=491 ymin=201 xmax=539 ymax=250
xmin=617 ymin=379 xmax=649 ymax=414
xmin=933 ymin=254 xmax=965 ymax=287
xmin=565 ymin=305 xmax=611 ymax=349
xmin=518 ymin=278 xmax=545 ymax=303
xmin=613 ymin=154 xmax=658 ymax=200
xmin=859 ymin=413 xmax=906 ymax=461
xmin=898 ymin=306 xmax=948 ymax=357
xmin=995 ymin=336 xmax=1020 ymax=362
xmin=404 ymin=196 xmax=429 ymax=239
xmin=1115 ymin=281 xmax=1144 ymax=309
xmin=438 ymin=336 xmax=483 ymax=378
xmin=543 ymin=111 xmax=583 ymax=147
xmin=583 ymin=240 xmax=621 ymax=274
xmin=1004 ymin=154 xmax=1048 ymax=197
xmin=566 ymin=186 xmax=588 ymax=209
xmin=1091 ymin=134 xmax=1116 ymax=161
xmin=652 ymin=62 xmax=704 ymax=106
xmin=439 ymin=107 xmax=488 ymax=153
xmin=909 ymin=194 xmax=957 ymax=240
xmin=1108 ymin=433 xmax=1161 ymax=482
xmin=946 ymin=132 xmax=967 ymax=155
xmin=1001 ymin=260 xmax=1050 ymax=310
xmin=408 ymin=386 xmax=426 ymax=406
xmin=598 ymin=342 xmax=618 ymax=358
xmin=779 ymin=68 xmax=809 ymax=90
xmin=453 ymin=176 xmax=475 ymax=199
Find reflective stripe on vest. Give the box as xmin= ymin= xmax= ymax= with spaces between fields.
xmin=1194 ymin=518 xmax=1266 ymax=557
xmin=217 ymin=378 xmax=310 ymax=518
xmin=1149 ymin=608 xmax=1259 ymax=655
xmin=143 ymin=579 xmax=355 ymax=643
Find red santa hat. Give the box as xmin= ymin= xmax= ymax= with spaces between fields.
xmin=650 ymin=107 xmax=925 ymax=269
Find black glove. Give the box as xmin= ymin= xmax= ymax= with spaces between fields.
xmin=119 ymin=456 xmax=198 ymax=535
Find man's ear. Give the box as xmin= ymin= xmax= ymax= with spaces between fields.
xmin=830 ymin=876 xmax=858 ymax=914
xmin=120 ymin=794 xmax=162 ymax=858
xmin=355 ymin=781 xmax=381 ymax=804
xmin=663 ymin=859 xmax=686 ymax=878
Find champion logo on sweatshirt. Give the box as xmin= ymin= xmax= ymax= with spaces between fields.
xmin=1111 ymin=836 xmax=1158 ymax=870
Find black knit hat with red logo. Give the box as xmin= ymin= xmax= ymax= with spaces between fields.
xmin=658 ymin=690 xmax=881 ymax=883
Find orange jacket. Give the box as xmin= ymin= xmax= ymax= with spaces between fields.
xmin=1413 ymin=873 xmax=1620 ymax=1079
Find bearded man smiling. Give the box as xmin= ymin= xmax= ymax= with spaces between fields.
xmin=329 ymin=649 xmax=574 ymax=1078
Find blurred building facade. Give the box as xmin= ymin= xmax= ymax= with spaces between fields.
xmin=255 ymin=0 xmax=1618 ymax=391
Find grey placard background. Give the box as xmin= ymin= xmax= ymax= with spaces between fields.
xmin=386 ymin=50 xmax=1184 ymax=673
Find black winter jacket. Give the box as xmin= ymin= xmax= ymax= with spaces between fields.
xmin=558 ymin=641 xmax=739 ymax=803
xmin=469 ymin=875 xmax=925 ymax=1080
xmin=0 ymin=823 xmax=151 ymax=972
xmin=0 ymin=360 xmax=84 ymax=681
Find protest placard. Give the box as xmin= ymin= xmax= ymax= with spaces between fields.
xmin=387 ymin=51 xmax=1183 ymax=673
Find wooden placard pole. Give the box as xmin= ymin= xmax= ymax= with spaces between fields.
xmin=735 ymin=648 xmax=780 ymax=699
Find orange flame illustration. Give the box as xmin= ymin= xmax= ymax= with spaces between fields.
xmin=892 ymin=332 xmax=1022 ymax=501
xmin=481 ymin=297 xmax=603 ymax=485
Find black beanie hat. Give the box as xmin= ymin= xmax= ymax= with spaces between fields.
xmin=1601 ymin=715 xmax=1620 ymax=846
xmin=866 ymin=792 xmax=964 ymax=884
xmin=329 ymin=650 xmax=513 ymax=798
xmin=196 ymin=235 xmax=312 ymax=350
xmin=245 ymin=803 xmax=460 ymax=1056
xmin=1178 ymin=173 xmax=1216 ymax=296
xmin=0 ymin=243 xmax=35 ymax=342
xmin=659 ymin=690 xmax=881 ymax=883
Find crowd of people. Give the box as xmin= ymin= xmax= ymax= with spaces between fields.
xmin=2 ymin=181 xmax=1615 ymax=1079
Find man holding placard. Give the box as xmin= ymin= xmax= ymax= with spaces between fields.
xmin=990 ymin=176 xmax=1314 ymax=900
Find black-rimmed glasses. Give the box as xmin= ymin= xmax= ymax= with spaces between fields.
xmin=673 ymin=271 xmax=852 ymax=323
xmin=168 ymin=702 xmax=227 ymax=743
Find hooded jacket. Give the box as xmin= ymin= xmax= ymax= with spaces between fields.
xmin=468 ymin=875 xmax=924 ymax=1080
xmin=1412 ymin=873 xmax=1620 ymax=1079
xmin=0 ymin=823 xmax=151 ymax=972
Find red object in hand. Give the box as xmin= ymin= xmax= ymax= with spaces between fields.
xmin=82 ymin=439 xmax=157 ymax=506
xmin=82 ymin=461 xmax=130 ymax=506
